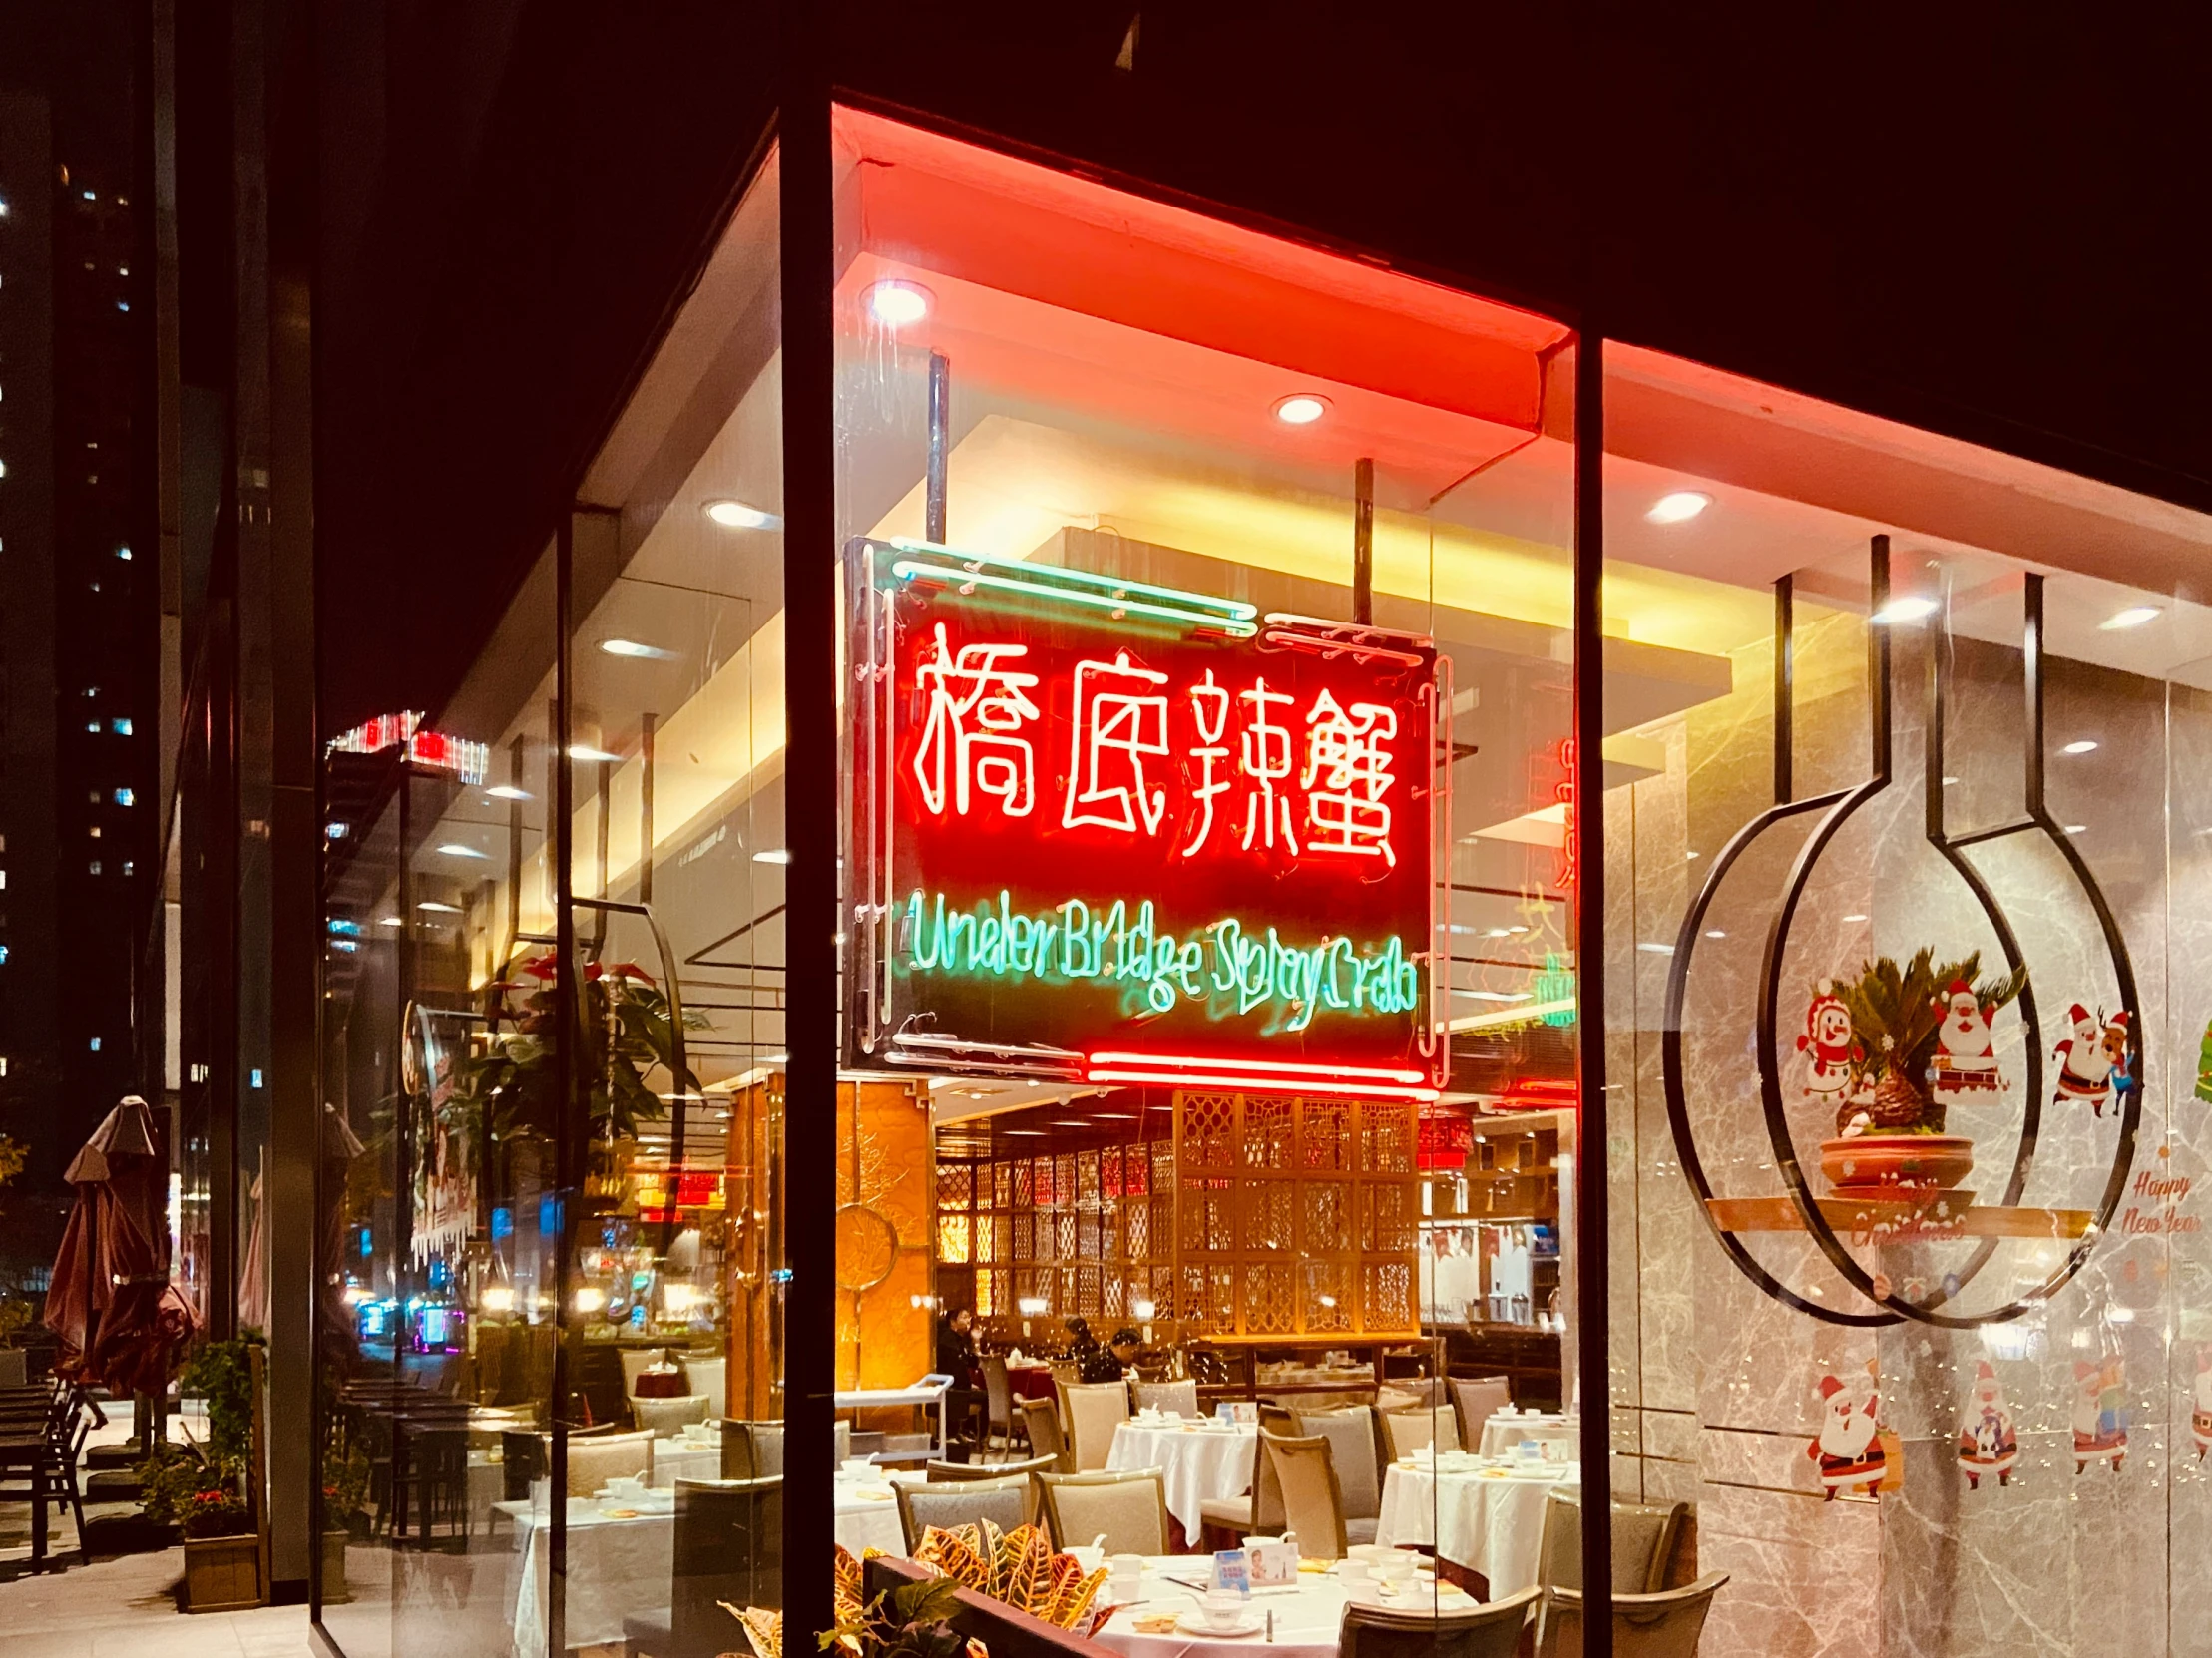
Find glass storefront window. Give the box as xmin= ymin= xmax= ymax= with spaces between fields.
xmin=1603 ymin=341 xmax=2212 ymax=1655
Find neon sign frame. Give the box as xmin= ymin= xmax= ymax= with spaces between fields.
xmin=846 ymin=535 xmax=1450 ymax=1097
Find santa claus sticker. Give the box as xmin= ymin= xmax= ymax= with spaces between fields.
xmin=2054 ymin=1003 xmax=2133 ymax=1118
xmin=1957 ymin=1361 xmax=2018 ymax=1489
xmin=1809 ymin=1360 xmax=1890 ymax=1499
xmin=2071 ymin=1356 xmax=2128 ymax=1472
xmin=1928 ymin=978 xmax=2005 ymax=1106
xmin=2193 ymin=1349 xmax=2212 ymax=1461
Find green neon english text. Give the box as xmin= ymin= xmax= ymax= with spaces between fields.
xmin=899 ymin=889 xmax=1422 ymax=1031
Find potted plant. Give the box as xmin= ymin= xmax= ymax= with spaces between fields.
xmin=137 ymin=1445 xmax=258 ymax=1611
xmin=1813 ymin=948 xmax=2027 ymax=1204
xmin=319 ymin=1445 xmax=371 ymax=1603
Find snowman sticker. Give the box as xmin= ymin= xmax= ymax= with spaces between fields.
xmin=1798 ymin=981 xmax=1862 ymax=1126
xmin=2193 ymin=1349 xmax=2212 ymax=1461
xmin=1929 ymin=978 xmax=2004 ymax=1106
xmin=1957 ymin=1361 xmax=2018 ymax=1489
xmin=2054 ymin=1004 xmax=2116 ymax=1116
xmin=2071 ymin=1356 xmax=2127 ymax=1472
xmin=1809 ymin=1361 xmax=1888 ymax=1499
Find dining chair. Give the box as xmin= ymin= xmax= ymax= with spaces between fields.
xmin=1197 ymin=1403 xmax=1293 ymax=1539
xmin=1064 ymin=1382 xmax=1130 ymax=1472
xmin=1378 ymin=1406 xmax=1461 ymax=1460
xmin=926 ymin=1453 xmax=1054 ymax=1524
xmin=636 ymin=1394 xmax=712 ymax=1437
xmin=1262 ymin=1431 xmax=1350 ymax=1560
xmin=897 ymin=1472 xmax=1034 ymax=1554
xmin=1537 ymin=1572 xmax=1729 ymax=1658
xmin=1036 ymin=1468 xmax=1170 ymax=1554
xmin=722 ymin=1419 xmax=786 ymax=1479
xmin=1020 ymin=1397 xmax=1072 ymax=1472
xmin=622 ymin=1475 xmax=785 ymax=1658
xmin=678 ymin=1355 xmax=727 ymax=1419
xmin=621 ymin=1347 xmax=670 ymax=1401
xmin=1292 ymin=1408 xmax=1381 ymax=1540
xmin=1132 ymin=1379 xmax=1200 ymax=1419
xmin=1338 ymin=1584 xmax=1541 ymax=1658
xmin=979 ymin=1357 xmax=1023 ymax=1462
xmin=1450 ymin=1376 xmax=1513 ymax=1452
xmin=1536 ymin=1489 xmax=1686 ymax=1597
xmin=565 ymin=1429 xmax=656 ymax=1496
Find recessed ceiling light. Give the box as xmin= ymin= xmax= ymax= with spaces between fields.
xmin=1466 ymin=991 xmax=1532 ymax=1003
xmin=2064 ymin=824 xmax=2088 ymax=835
xmin=1636 ymin=942 xmax=1675 ymax=955
xmin=1942 ymin=776 xmax=1960 ymax=785
xmin=1271 ymin=393 xmax=1330 ymax=426
xmin=752 ymin=848 xmax=792 ymax=865
xmin=1872 ymin=597 xmax=1940 ymax=624
xmin=2100 ymin=606 xmax=2161 ymax=631
xmin=704 ymin=499 xmax=778 ymax=530
xmin=2060 ymin=739 xmax=2098 ymax=755
xmin=1842 ymin=914 xmax=1868 ymax=923
xmin=1645 ymin=491 xmax=1711 ymax=524
xmin=866 ymin=280 xmax=931 ymax=327
xmin=417 ymin=901 xmax=461 ymax=914
xmin=435 ymin=843 xmax=489 ymax=859
xmin=568 ymin=744 xmax=619 ymax=763
xmin=486 ymin=784 xmax=531 ymax=801
xmin=1704 ymin=929 xmax=1727 ymax=939
xmin=601 ymin=638 xmax=675 ymax=660
xmin=377 ymin=916 xmax=403 ymax=927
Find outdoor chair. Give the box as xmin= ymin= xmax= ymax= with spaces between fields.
xmin=897 ymin=1471 xmax=1033 ymax=1553
xmin=1263 ymin=1430 xmax=1351 ymax=1560
xmin=1339 ymin=1585 xmax=1541 ymax=1658
xmin=1536 ymin=1572 xmax=1729 ymax=1658
xmin=1198 ymin=1403 xmax=1293 ymax=1540
xmin=622 ymin=1475 xmax=784 ymax=1658
xmin=1019 ymin=1396 xmax=1072 ymax=1473
xmin=1036 ymin=1467 xmax=1169 ymax=1554
xmin=1132 ymin=1379 xmax=1200 ymax=1418
xmin=1063 ymin=1382 xmax=1129 ymax=1472
xmin=1450 ymin=1376 xmax=1512 ymax=1452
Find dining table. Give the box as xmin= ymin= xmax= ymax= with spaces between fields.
xmin=1372 ymin=1454 xmax=1576 ymax=1595
xmin=1090 ymin=1554 xmax=1487 ymax=1658
xmin=496 ymin=1476 xmax=911 ymax=1657
xmin=1477 ymin=1410 xmax=1576 ymax=1460
xmin=1105 ymin=1416 xmax=1257 ymax=1539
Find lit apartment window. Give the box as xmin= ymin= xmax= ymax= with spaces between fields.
xmin=114 ymin=788 xmax=134 ymax=806
xmin=111 ymin=717 xmax=131 ymax=735
xmin=88 ymin=860 xmax=101 ymax=875
xmin=89 ymin=1036 xmax=101 ymax=1051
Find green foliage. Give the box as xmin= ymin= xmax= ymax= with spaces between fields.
xmin=138 ymin=1443 xmax=245 ymax=1533
xmin=1836 ymin=948 xmax=2028 ymax=1131
xmin=823 ymin=1579 xmax=970 ymax=1658
xmin=321 ymin=1445 xmax=372 ymax=1524
xmin=442 ymin=959 xmax=704 ymax=1144
xmin=182 ymin=1333 xmax=263 ymax=1466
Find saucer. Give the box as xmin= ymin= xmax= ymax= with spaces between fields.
xmin=1177 ymin=1615 xmax=1262 ymax=1638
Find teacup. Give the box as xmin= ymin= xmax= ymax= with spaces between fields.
xmin=1068 ymin=1545 xmax=1105 ymax=1574
xmin=1108 ymin=1552 xmax=1143 ymax=1599
xmin=839 ymin=1456 xmax=875 ymax=1477
xmin=1202 ymin=1593 xmax=1244 ymax=1631
xmin=603 ymin=1476 xmax=645 ymax=1500
xmin=1338 ymin=1559 xmax=1372 ymax=1587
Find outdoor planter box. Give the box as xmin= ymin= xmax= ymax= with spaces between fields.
xmin=182 ymin=1532 xmax=262 ymax=1612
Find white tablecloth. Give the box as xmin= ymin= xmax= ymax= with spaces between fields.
xmin=1093 ymin=1555 xmax=1483 ymax=1658
xmin=500 ymin=1484 xmax=909 ymax=1657
xmin=651 ymin=1438 xmax=722 ymax=1486
xmin=1478 ymin=1413 xmax=1575 ymax=1459
xmin=1373 ymin=1464 xmax=1572 ymax=1594
xmin=1106 ymin=1421 xmax=1257 ymax=1538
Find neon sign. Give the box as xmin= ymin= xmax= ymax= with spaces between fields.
xmin=847 ymin=534 xmax=1448 ymax=1095
xmin=325 ymin=710 xmax=490 ymax=786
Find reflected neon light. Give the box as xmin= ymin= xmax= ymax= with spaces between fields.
xmin=901 ymin=888 xmax=1421 ymax=1030
xmin=1085 ymin=1051 xmax=1440 ymax=1101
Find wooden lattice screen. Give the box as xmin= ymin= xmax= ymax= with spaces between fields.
xmin=941 ymin=1091 xmax=1419 ymax=1340
xmin=1174 ymin=1092 xmax=1420 ymax=1339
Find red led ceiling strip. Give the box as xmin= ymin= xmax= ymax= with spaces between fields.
xmin=1085 ymin=1049 xmax=1441 ymax=1100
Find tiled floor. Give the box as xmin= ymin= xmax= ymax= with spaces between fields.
xmin=0 ymin=1547 xmax=310 ymax=1657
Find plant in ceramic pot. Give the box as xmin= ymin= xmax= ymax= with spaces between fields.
xmin=1815 ymin=948 xmax=2026 ymax=1203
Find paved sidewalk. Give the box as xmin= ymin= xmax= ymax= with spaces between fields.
xmin=0 ymin=1547 xmax=310 ymax=1657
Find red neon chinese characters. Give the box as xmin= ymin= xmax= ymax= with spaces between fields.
xmin=1238 ymin=677 xmax=1301 ymax=856
xmin=1181 ymin=671 xmax=1232 ymax=858
xmin=1301 ymin=689 xmax=1399 ymax=865
xmin=912 ymin=623 xmax=1042 ymax=818
xmin=1063 ymin=652 xmax=1170 ymax=835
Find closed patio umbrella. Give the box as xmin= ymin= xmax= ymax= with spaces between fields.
xmin=44 ymin=1095 xmax=199 ymax=1396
